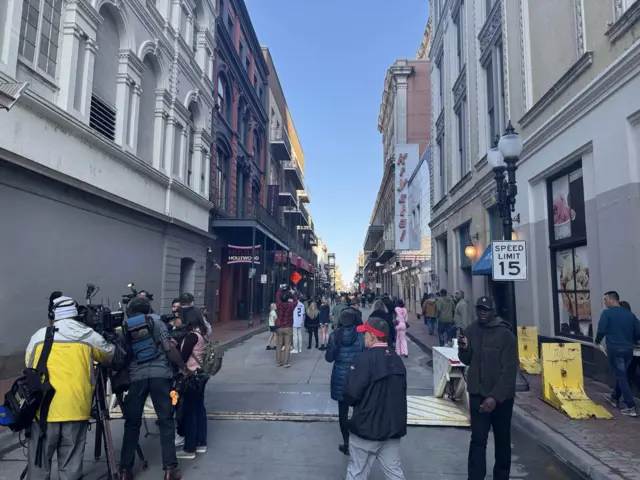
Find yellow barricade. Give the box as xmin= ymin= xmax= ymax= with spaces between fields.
xmin=540 ymin=342 xmax=612 ymax=419
xmin=517 ymin=326 xmax=541 ymax=374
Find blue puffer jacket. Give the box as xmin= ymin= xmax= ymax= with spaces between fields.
xmin=325 ymin=325 xmax=365 ymax=401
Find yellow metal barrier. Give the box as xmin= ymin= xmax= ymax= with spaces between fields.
xmin=518 ymin=326 xmax=541 ymax=374
xmin=540 ymin=342 xmax=612 ymax=419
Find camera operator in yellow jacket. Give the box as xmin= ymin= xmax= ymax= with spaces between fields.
xmin=25 ymin=295 xmax=115 ymax=479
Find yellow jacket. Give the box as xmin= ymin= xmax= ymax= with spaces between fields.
xmin=25 ymin=319 xmax=115 ymax=422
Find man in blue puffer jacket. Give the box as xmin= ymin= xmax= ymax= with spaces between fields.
xmin=325 ymin=308 xmax=365 ymax=455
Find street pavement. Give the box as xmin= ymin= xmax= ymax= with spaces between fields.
xmin=0 ymin=306 xmax=585 ymax=479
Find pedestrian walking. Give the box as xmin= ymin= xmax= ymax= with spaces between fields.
xmin=596 ymin=290 xmax=640 ymax=417
xmin=275 ymin=286 xmax=297 ymax=368
xmin=371 ymin=299 xmax=395 ymax=347
xmin=325 ymin=308 xmax=365 ymax=456
xmin=453 ymin=290 xmax=471 ymax=336
xmin=435 ymin=289 xmax=455 ymax=346
xmin=292 ymin=297 xmax=305 ymax=354
xmin=394 ymin=300 xmax=408 ymax=358
xmin=266 ymin=303 xmax=277 ymax=350
xmin=422 ymin=293 xmax=437 ymax=336
xmin=331 ymin=295 xmax=349 ymax=330
xmin=319 ymin=296 xmax=331 ymax=349
xmin=305 ymin=300 xmax=321 ymax=349
xmin=458 ymin=296 xmax=518 ymax=480
xmin=343 ymin=317 xmax=407 ymax=479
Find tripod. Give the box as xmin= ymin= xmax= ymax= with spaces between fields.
xmin=94 ymin=366 xmax=148 ymax=480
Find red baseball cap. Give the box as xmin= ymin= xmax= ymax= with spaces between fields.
xmin=357 ymin=317 xmax=389 ymax=338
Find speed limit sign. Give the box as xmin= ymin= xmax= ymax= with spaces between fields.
xmin=492 ymin=240 xmax=527 ymax=281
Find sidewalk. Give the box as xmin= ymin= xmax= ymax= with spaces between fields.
xmin=406 ymin=316 xmax=640 ymax=480
xmin=0 ymin=319 xmax=268 ymax=456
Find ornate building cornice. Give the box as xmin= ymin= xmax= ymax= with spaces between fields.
xmin=452 ymin=66 xmax=467 ymax=110
xmin=478 ymin=1 xmax=502 ymax=63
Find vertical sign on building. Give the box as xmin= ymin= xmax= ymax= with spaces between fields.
xmin=394 ymin=144 xmax=419 ymax=250
xmin=266 ymin=184 xmax=279 ymax=216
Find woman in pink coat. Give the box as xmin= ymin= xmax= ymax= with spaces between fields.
xmin=395 ymin=299 xmax=409 ymax=357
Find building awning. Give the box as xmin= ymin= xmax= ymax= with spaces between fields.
xmin=472 ymin=245 xmax=492 ymax=276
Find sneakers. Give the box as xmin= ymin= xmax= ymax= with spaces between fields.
xmin=196 ymin=446 xmax=207 ymax=453
xmin=290 ymin=349 xmax=298 ymax=354
xmin=283 ymin=363 xmax=291 ymax=368
xmin=621 ymin=407 xmax=638 ymax=417
xmin=176 ymin=450 xmax=196 ymax=459
xmin=602 ymin=393 xmax=620 ymax=409
xmin=175 ymin=435 xmax=185 ymax=447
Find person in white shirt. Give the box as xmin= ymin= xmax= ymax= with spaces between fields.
xmin=292 ymin=299 xmax=306 ymax=354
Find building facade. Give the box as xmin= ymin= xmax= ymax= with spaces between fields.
xmin=363 ymin=58 xmax=432 ymax=303
xmin=429 ymin=0 xmax=640 ymax=382
xmin=0 ymin=0 xmax=216 ymax=381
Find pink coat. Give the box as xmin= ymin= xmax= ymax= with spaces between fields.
xmin=395 ymin=307 xmax=408 ymax=331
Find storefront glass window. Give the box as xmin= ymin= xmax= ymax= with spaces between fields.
xmin=547 ymin=161 xmax=590 ymax=339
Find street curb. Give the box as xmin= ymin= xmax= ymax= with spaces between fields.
xmin=406 ymin=330 xmax=622 ymax=480
xmin=0 ymin=325 xmax=270 ymax=457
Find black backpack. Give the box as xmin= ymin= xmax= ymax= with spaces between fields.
xmin=1 ymin=326 xmax=56 ymax=466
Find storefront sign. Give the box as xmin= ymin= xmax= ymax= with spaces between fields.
xmin=227 ymin=245 xmax=261 ymax=264
xmin=290 ymin=271 xmax=302 ymax=285
xmin=394 ymin=144 xmax=419 ymax=251
xmin=492 ymin=240 xmax=527 ymax=281
xmin=266 ymin=185 xmax=279 ymax=216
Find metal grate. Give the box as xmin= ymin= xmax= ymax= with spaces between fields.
xmin=89 ymin=94 xmax=116 ymax=141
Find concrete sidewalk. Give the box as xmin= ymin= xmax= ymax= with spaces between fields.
xmin=406 ymin=316 xmax=640 ymax=480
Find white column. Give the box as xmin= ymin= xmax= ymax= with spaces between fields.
xmin=128 ymin=84 xmax=141 ymax=150
xmin=171 ymin=0 xmax=182 ymax=31
xmin=203 ymin=149 xmax=211 ymax=197
xmin=179 ymin=127 xmax=188 ymax=182
xmin=115 ymin=74 xmax=132 ymax=146
xmin=153 ymin=105 xmax=166 ymax=171
xmin=57 ymin=24 xmax=82 ymax=112
xmin=80 ymin=38 xmax=97 ymax=120
xmin=187 ymin=14 xmax=195 ymax=51
xmin=192 ymin=142 xmax=203 ymax=191
xmin=164 ymin=116 xmax=176 ymax=174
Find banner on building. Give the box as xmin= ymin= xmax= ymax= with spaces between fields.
xmin=394 ymin=144 xmax=419 ymax=251
xmin=266 ymin=184 xmax=279 ymax=216
xmin=227 ymin=245 xmax=261 ymax=264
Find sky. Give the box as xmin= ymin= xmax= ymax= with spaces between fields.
xmin=245 ymin=0 xmax=430 ymax=283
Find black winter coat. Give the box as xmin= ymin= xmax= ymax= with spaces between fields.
xmin=325 ymin=326 xmax=365 ymax=401
xmin=371 ymin=309 xmax=396 ymax=343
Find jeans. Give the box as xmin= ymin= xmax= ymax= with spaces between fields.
xmin=182 ymin=382 xmax=207 ymax=453
xmin=425 ymin=317 xmax=436 ymax=335
xmin=293 ymin=326 xmax=303 ymax=351
xmin=468 ymin=394 xmax=514 ymax=480
xmin=438 ymin=322 xmax=454 ymax=346
xmin=276 ymin=327 xmax=292 ymax=365
xmin=308 ymin=327 xmax=319 ymax=348
xmin=338 ymin=401 xmax=350 ymax=446
xmin=121 ymin=377 xmax=177 ymax=470
xmin=609 ymin=350 xmax=636 ymax=408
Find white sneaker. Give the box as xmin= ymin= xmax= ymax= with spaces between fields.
xmin=196 ymin=446 xmax=207 ymax=453
xmin=175 ymin=435 xmax=185 ymax=447
xmin=290 ymin=349 xmax=298 ymax=354
xmin=177 ymin=450 xmax=196 ymax=459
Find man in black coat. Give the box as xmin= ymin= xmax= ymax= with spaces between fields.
xmin=458 ymin=296 xmax=518 ymax=480
xmin=343 ymin=317 xmax=407 ymax=479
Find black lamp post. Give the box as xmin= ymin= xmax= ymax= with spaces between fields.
xmin=487 ymin=121 xmax=529 ymax=392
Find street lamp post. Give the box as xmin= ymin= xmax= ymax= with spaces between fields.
xmin=487 ymin=121 xmax=529 ymax=392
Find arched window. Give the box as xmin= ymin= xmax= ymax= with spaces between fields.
xmin=216 ymin=146 xmax=229 ymax=209
xmin=138 ymin=54 xmax=160 ymax=164
xmin=187 ymin=104 xmax=197 ymax=187
xmin=237 ymin=98 xmax=245 ymax=143
xmin=217 ymin=76 xmax=225 ymax=116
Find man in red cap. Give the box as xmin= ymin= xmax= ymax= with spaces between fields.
xmin=342 ymin=316 xmax=407 ymax=479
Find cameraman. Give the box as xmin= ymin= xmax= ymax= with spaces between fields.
xmin=26 ymin=295 xmax=115 ymax=479
xmin=119 ymin=296 xmax=189 ymax=480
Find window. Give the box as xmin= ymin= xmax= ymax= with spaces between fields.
xmin=437 ymin=58 xmax=444 ymax=111
xmin=455 ymin=4 xmax=465 ymax=72
xmin=19 ymin=0 xmax=63 ymax=77
xmin=187 ymin=107 xmax=196 ymax=187
xmin=180 ymin=6 xmax=188 ymax=38
xmin=245 ymin=57 xmax=250 ymax=71
xmin=216 ymin=147 xmax=229 ymax=208
xmin=192 ymin=19 xmax=198 ymax=53
xmin=547 ymin=162 xmax=589 ymax=339
xmin=239 ymin=41 xmax=244 ymax=60
xmin=486 ymin=58 xmax=496 ymax=143
xmin=253 ymin=74 xmax=257 ymax=87
xmin=456 ymin=101 xmax=467 ymax=178
xmin=172 ymin=122 xmax=183 ymax=177
xmin=438 ymin=137 xmax=445 ymax=196
xmin=485 ymin=44 xmax=506 ymax=144
xmin=487 ymin=206 xmax=503 ymax=241
xmin=227 ymin=15 xmax=233 ymax=34
xmin=200 ymin=149 xmax=207 ymax=194
xmin=458 ymin=223 xmax=471 ymax=268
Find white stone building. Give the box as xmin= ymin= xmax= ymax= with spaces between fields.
xmin=0 ymin=0 xmax=217 ymax=379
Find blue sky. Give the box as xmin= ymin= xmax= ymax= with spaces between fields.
xmin=245 ymin=0 xmax=430 ymax=283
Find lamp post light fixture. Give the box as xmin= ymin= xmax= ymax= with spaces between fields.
xmin=487 ymin=120 xmax=529 ymax=392
xmin=464 ymin=232 xmax=480 ymax=259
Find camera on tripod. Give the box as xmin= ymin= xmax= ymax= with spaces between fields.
xmin=79 ymin=284 xmax=124 ymax=337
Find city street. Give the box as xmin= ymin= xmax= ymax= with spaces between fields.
xmin=0 ymin=307 xmax=584 ymax=479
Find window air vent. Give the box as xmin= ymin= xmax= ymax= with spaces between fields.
xmin=89 ymin=94 xmax=116 ymax=141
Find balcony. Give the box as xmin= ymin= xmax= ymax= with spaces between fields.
xmin=283 ymin=158 xmax=304 ymax=190
xmin=283 ymin=205 xmax=309 ymax=226
xmin=211 ymin=196 xmax=291 ymax=249
xmin=277 ymin=188 xmax=297 ymax=207
xmin=270 ymin=126 xmax=292 ymax=161
xmin=364 ymin=224 xmax=384 ymax=252
xmin=297 ymin=187 xmax=310 ymax=203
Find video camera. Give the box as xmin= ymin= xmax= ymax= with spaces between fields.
xmin=79 ymin=284 xmax=124 ymax=338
